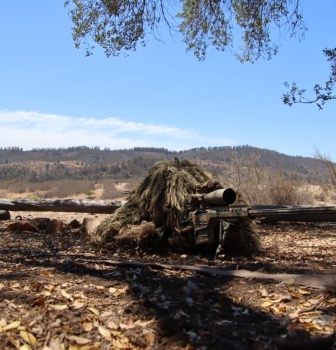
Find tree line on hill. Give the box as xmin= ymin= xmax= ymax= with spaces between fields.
xmin=0 ymin=156 xmax=159 ymax=183
xmin=0 ymin=145 xmax=330 ymax=186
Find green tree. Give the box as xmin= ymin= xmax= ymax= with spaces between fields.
xmin=64 ymin=0 xmax=305 ymax=62
xmin=64 ymin=0 xmax=334 ymax=108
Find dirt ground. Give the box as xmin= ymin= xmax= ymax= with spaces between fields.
xmin=1 ymin=212 xmax=336 ymax=349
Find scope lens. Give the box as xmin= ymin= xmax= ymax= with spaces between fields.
xmin=223 ymin=188 xmax=236 ymax=204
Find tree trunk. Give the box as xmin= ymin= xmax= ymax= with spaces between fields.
xmin=0 ymin=198 xmax=124 ymax=214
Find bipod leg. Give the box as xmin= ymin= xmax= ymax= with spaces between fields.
xmin=213 ymin=220 xmax=230 ymax=262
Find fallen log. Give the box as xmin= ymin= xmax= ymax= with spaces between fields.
xmin=0 ymin=198 xmax=124 ymax=214
xmin=1 ymin=198 xmax=336 ymax=222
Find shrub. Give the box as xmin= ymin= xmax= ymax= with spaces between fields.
xmin=220 ymin=152 xmax=314 ymax=205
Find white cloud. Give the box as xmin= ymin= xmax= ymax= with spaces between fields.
xmin=0 ymin=110 xmax=234 ymax=151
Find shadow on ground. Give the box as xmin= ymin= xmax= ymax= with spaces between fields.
xmin=0 ymin=222 xmax=336 ymax=349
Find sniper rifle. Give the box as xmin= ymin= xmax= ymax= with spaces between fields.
xmin=185 ymin=188 xmax=336 ymax=260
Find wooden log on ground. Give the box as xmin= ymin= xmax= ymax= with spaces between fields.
xmin=1 ymin=199 xmax=336 ymax=222
xmin=0 ymin=198 xmax=125 ymax=214
xmin=250 ymin=205 xmax=336 ymax=223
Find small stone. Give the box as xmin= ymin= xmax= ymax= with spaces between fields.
xmin=7 ymin=220 xmax=39 ymax=232
xmin=0 ymin=210 xmax=10 ymax=220
xmin=68 ymin=219 xmax=81 ymax=229
xmin=46 ymin=219 xmax=65 ymax=234
xmin=82 ymin=217 xmax=102 ymax=234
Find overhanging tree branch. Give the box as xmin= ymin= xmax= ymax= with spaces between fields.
xmin=64 ymin=0 xmax=306 ymax=62
xmin=283 ymin=47 xmax=336 ymax=109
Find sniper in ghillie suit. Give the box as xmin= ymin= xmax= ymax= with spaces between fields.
xmin=94 ymin=159 xmax=261 ymax=256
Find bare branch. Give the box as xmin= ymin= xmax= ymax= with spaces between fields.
xmin=283 ymin=47 xmax=336 ymax=109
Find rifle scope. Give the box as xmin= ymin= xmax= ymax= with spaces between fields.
xmin=203 ymin=188 xmax=236 ymax=205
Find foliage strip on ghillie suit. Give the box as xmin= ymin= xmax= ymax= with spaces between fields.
xmin=94 ymin=158 xmax=261 ymax=254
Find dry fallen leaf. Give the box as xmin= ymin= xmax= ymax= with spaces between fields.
xmin=87 ymin=307 xmax=100 ymax=316
xmin=145 ymin=331 xmax=156 ymax=347
xmin=107 ymin=321 xmax=118 ymax=330
xmin=19 ymin=344 xmax=31 ymax=350
xmin=305 ymin=323 xmax=323 ymax=332
xmin=49 ymin=304 xmax=68 ymax=311
xmin=66 ymin=335 xmax=91 ymax=345
xmin=119 ymin=335 xmax=129 ymax=344
xmin=71 ymin=301 xmax=86 ymax=310
xmin=98 ymin=325 xmax=111 ymax=339
xmin=31 ymin=325 xmax=43 ymax=336
xmin=261 ymin=301 xmax=273 ymax=308
xmin=82 ymin=322 xmax=93 ymax=332
xmin=134 ymin=318 xmax=155 ymax=327
xmin=30 ymin=297 xmax=46 ymax=306
xmin=270 ymin=306 xmax=281 ymax=314
xmin=68 ymin=345 xmax=80 ymax=350
xmin=8 ymin=336 xmax=20 ymax=348
xmin=10 ymin=282 xmax=20 ymax=289
xmin=69 ymin=345 xmax=94 ymax=350
xmin=113 ymin=285 xmax=130 ymax=297
xmin=119 ymin=322 xmax=135 ymax=330
xmin=260 ymin=288 xmax=268 ymax=297
xmin=309 ymin=298 xmax=322 ymax=304
xmin=299 ymin=314 xmax=317 ymax=324
xmin=40 ymin=270 xmax=54 ymax=277
xmin=50 ymin=319 xmax=62 ymax=328
xmin=298 ymin=289 xmax=311 ymax=295
xmin=110 ymin=330 xmax=122 ymax=337
xmin=43 ymin=284 xmax=55 ymax=292
xmin=3 ymin=320 xmax=21 ymax=331
xmin=20 ymin=330 xmax=37 ymax=346
xmin=61 ymin=289 xmax=73 ymax=300
xmin=326 ymin=298 xmax=336 ymax=304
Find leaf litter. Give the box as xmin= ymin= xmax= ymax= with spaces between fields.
xmin=1 ymin=219 xmax=336 ymax=348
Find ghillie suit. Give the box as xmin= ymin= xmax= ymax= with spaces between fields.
xmin=94 ymin=159 xmax=261 ymax=254
xmin=95 ymin=158 xmax=212 ymax=249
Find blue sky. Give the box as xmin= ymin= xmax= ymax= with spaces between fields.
xmin=0 ymin=1 xmax=335 ymax=158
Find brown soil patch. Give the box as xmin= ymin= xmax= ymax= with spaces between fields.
xmin=0 ymin=217 xmax=336 ymax=349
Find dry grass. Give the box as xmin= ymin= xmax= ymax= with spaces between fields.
xmin=99 ymin=180 xmax=127 ymax=200
xmin=0 ymin=180 xmax=96 ymax=199
xmin=221 ymin=152 xmax=315 ymax=205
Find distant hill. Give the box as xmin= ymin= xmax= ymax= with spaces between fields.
xmin=0 ymin=145 xmax=329 ymax=183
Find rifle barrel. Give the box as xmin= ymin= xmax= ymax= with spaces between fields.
xmin=249 ymin=205 xmax=336 ymax=223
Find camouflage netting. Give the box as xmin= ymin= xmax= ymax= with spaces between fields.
xmin=94 ymin=158 xmax=261 ymax=253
